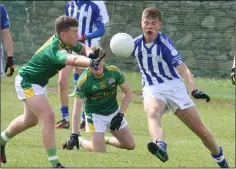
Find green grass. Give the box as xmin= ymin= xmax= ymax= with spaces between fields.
xmin=1 ymin=72 xmax=235 ymax=168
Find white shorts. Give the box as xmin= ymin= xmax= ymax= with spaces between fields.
xmin=85 ymin=109 xmax=128 ymax=133
xmin=15 ymin=75 xmax=47 ymax=100
xmin=142 ymin=79 xmax=195 ymax=114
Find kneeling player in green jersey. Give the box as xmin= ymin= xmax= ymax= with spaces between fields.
xmin=62 ymin=47 xmax=135 ymax=152
xmin=0 ymin=16 xmax=104 ymax=168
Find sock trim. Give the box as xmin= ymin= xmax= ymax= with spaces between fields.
xmin=62 ymin=116 xmax=69 ymax=120
xmin=212 ymin=147 xmax=223 ymax=158
xmin=48 ymin=155 xmax=59 ymax=161
xmin=215 ymin=155 xmax=225 ymax=163
xmin=1 ymin=132 xmax=10 ymax=141
xmin=156 ymin=140 xmax=167 ymax=148
xmin=105 ymin=137 xmax=110 ymax=144
xmin=79 ymin=137 xmax=85 ymax=146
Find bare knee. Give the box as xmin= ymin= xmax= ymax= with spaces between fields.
xmin=125 ymin=142 xmax=136 ymax=150
xmin=24 ymin=116 xmax=39 ymax=127
xmin=42 ymin=112 xmax=55 ymax=125
xmin=145 ymin=108 xmax=160 ymax=119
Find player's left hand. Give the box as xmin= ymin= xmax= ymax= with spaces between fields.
xmin=89 ymin=48 xmax=106 ymax=69
xmin=110 ymin=112 xmax=124 ymax=131
xmin=230 ymin=68 xmax=235 ymax=85
xmin=62 ymin=133 xmax=80 ymax=150
xmin=4 ymin=56 xmax=15 ymax=77
xmin=191 ymin=89 xmax=211 ymax=102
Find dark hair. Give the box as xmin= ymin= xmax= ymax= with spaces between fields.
xmin=142 ymin=7 xmax=162 ymax=21
xmin=55 ymin=16 xmax=78 ymax=34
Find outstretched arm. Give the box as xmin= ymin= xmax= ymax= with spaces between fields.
xmin=61 ymin=51 xmax=104 ymax=69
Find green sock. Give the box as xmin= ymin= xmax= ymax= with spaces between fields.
xmin=1 ymin=129 xmax=14 ymax=145
xmin=104 ymin=136 xmax=111 ymax=144
xmin=47 ymin=149 xmax=59 ymax=167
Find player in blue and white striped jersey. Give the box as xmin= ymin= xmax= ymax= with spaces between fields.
xmin=65 ymin=0 xmax=109 ymax=47
xmin=56 ymin=0 xmax=109 ymax=129
xmin=0 ymin=4 xmax=14 ymax=78
xmin=132 ymin=7 xmax=229 ymax=168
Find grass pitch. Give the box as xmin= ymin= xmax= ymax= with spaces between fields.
xmin=1 ymin=72 xmax=235 ymax=168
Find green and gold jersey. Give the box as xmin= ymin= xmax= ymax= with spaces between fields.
xmin=19 ymin=34 xmax=84 ymax=87
xmin=76 ymin=64 xmax=125 ymax=116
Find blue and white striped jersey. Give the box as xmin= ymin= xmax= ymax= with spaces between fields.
xmin=65 ymin=0 xmax=109 ymax=47
xmin=1 ymin=4 xmax=10 ymax=30
xmin=0 ymin=4 xmax=10 ymax=54
xmin=132 ymin=32 xmax=183 ymax=86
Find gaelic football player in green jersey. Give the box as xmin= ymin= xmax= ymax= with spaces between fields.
xmin=62 ymin=47 xmax=135 ymax=152
xmin=0 ymin=16 xmax=104 ymax=168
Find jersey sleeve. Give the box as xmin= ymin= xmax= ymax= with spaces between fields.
xmin=110 ymin=65 xmax=125 ymax=85
xmin=117 ymin=70 xmax=125 ymax=85
xmin=93 ymin=7 xmax=103 ymax=26
xmin=1 ymin=5 xmax=10 ymax=29
xmin=75 ymin=85 xmax=85 ymax=98
xmin=161 ymin=36 xmax=183 ymax=67
xmin=54 ymin=49 xmax=68 ymax=64
xmin=72 ymin=42 xmax=85 ymax=55
xmin=94 ymin=1 xmax=109 ymax=25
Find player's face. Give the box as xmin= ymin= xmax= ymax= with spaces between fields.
xmin=141 ymin=16 xmax=161 ymax=42
xmin=91 ymin=59 xmax=104 ymax=77
xmin=63 ymin=27 xmax=78 ymax=47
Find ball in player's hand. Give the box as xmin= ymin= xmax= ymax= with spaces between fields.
xmin=110 ymin=33 xmax=134 ymax=57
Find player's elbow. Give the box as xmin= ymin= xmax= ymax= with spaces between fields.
xmin=100 ymin=27 xmax=105 ymax=36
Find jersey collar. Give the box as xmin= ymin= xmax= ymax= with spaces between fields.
xmin=55 ymin=34 xmax=72 ymax=50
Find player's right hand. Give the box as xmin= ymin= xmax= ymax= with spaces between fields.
xmin=62 ymin=133 xmax=80 ymax=150
xmin=230 ymin=68 xmax=235 ymax=85
xmin=191 ymin=89 xmax=211 ymax=102
xmin=89 ymin=48 xmax=106 ymax=69
xmin=4 ymin=56 xmax=15 ymax=77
